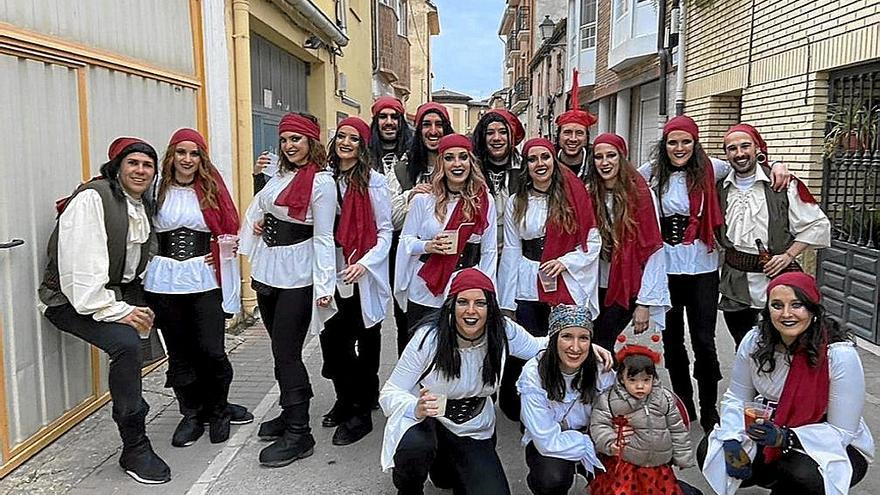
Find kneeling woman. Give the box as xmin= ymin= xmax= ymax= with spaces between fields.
xmin=380 ymin=268 xmax=612 ymax=494
xmin=145 ymin=129 xmax=251 ymax=448
xmin=320 ymin=117 xmax=393 ymax=445
xmin=517 ymin=305 xmax=615 ymax=495
xmin=497 ymin=137 xmax=600 ymax=422
xmin=700 ymin=272 xmax=874 ymax=494
xmin=394 ymin=134 xmax=497 ymax=337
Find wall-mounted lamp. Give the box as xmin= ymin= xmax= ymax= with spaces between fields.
xmin=304 ymin=35 xmax=324 ymax=50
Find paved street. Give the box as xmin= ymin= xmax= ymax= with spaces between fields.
xmin=1 ymin=313 xmax=878 ymax=495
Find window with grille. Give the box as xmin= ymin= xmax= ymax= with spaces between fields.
xmin=517 ymin=7 xmax=530 ymax=31
xmin=397 ymin=0 xmax=408 ymax=36
xmin=580 ymin=0 xmax=596 ymax=50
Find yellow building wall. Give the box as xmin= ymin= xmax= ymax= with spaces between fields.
xmin=333 ymin=0 xmax=373 ymax=122
xmin=408 ymin=0 xmax=435 ymax=117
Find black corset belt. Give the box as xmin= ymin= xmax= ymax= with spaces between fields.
xmin=660 ymin=214 xmax=690 ymax=246
xmin=158 ymin=228 xmax=211 ymax=261
xmin=444 ymin=396 xmax=487 ymax=425
xmin=262 ymin=213 xmax=314 ymax=247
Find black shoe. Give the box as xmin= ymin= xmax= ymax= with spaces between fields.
xmin=331 ymin=412 xmax=373 ymax=446
xmin=228 ymin=403 xmax=254 ymax=425
xmin=209 ymin=412 xmax=231 ymax=444
xmin=171 ymin=416 xmax=205 ymax=447
xmin=700 ymin=408 xmax=720 ymax=434
xmin=321 ymin=401 xmax=348 ymax=428
xmin=258 ymin=414 xmax=286 ymax=441
xmin=119 ymin=439 xmax=171 ymax=484
xmin=258 ymin=431 xmax=315 ymax=467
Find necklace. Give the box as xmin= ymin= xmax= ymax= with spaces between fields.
xmin=456 ymin=330 xmax=485 ymax=346
xmin=173 ymin=176 xmax=196 ymax=187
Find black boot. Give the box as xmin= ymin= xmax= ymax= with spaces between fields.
xmin=331 ymin=405 xmax=372 ymax=446
xmin=322 ymin=378 xmax=351 ymax=428
xmin=258 ymin=412 xmax=285 ymax=441
xmin=227 ymin=403 xmax=254 ymax=425
xmin=208 ymin=407 xmax=232 ymax=444
xmin=171 ymin=384 xmax=204 ymax=447
xmin=697 ymin=378 xmax=720 ymax=434
xmin=116 ymin=404 xmax=171 ymax=484
xmin=259 ymin=403 xmax=315 ymax=468
xmin=667 ymin=365 xmax=697 ymax=422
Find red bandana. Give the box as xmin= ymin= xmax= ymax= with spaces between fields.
xmin=417 ymin=186 xmax=491 ymax=296
xmin=683 ymin=156 xmax=723 ymax=250
xmin=195 ymin=168 xmax=240 ymax=284
xmin=449 ymin=267 xmax=495 ymax=295
xmin=274 ymin=163 xmax=319 ymax=221
xmin=539 ymin=166 xmax=595 ymax=305
xmin=605 ymin=175 xmax=663 ymax=309
xmin=336 ymin=180 xmax=378 ymax=265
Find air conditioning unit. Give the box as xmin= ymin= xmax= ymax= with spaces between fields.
xmin=337 ymin=72 xmax=348 ymax=94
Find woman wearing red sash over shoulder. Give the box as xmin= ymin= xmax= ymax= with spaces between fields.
xmin=393 ymin=133 xmax=497 ymax=346
xmin=238 ymin=113 xmax=337 ymax=468
xmin=699 ymin=272 xmax=873 ymax=494
xmin=144 ymin=128 xmax=252 ymax=449
xmin=496 ymin=137 xmax=601 ymax=424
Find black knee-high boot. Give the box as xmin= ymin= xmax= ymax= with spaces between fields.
xmin=259 ymin=402 xmax=315 ymax=467
xmin=117 ymin=401 xmax=171 ymax=484
xmin=171 ymin=383 xmax=205 ymax=447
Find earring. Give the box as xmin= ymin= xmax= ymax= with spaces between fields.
xmin=756 ymin=152 xmax=768 ymax=165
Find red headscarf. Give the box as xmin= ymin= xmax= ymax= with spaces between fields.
xmin=539 ymin=165 xmax=595 ymax=305
xmin=371 ymin=96 xmax=406 ymax=117
xmin=415 ymin=102 xmax=450 ymax=125
xmin=555 ymin=69 xmax=598 ymax=129
xmin=337 ymin=116 xmax=371 ymax=143
xmin=449 ymin=268 xmax=495 ymax=295
xmin=487 ymin=109 xmax=525 ymax=146
xmin=334 ymin=117 xmax=379 ymax=265
xmin=169 ymin=128 xmax=208 ymax=151
xmin=662 ymin=116 xmax=722 ymax=250
xmin=437 ymin=134 xmax=473 ymax=155
xmin=592 ymin=133 xmax=629 ymax=158
xmin=522 ymin=138 xmax=555 ymax=157
xmin=274 ymin=113 xmax=322 ymax=221
xmin=108 ymin=137 xmax=148 ymax=160
xmin=417 ymin=186 xmax=491 ymax=296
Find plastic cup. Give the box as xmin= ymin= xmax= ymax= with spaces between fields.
xmin=337 ymin=272 xmax=355 ymax=299
xmin=539 ymin=270 xmax=558 ymax=292
xmin=441 ymin=230 xmax=459 ymax=255
xmin=743 ymin=401 xmax=773 ymax=428
xmin=433 ymin=393 xmax=447 ymax=417
xmin=218 ymin=234 xmax=238 ymax=260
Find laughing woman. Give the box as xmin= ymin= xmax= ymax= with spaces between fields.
xmin=144 ymin=129 xmax=251 ymax=449
xmin=239 ymin=113 xmax=337 ymax=468
xmin=496 ymin=137 xmax=601 ymax=423
xmin=393 ymin=134 xmax=497 ymax=342
xmin=319 ymin=117 xmax=393 ymax=445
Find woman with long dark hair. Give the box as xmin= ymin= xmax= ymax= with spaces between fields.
xmin=393 ymin=134 xmax=497 ymax=342
xmin=318 ymin=117 xmax=393 ymax=445
xmin=585 ymin=133 xmax=668 ymax=350
xmin=239 ymin=112 xmax=337 ymax=468
xmin=144 ymin=129 xmax=251 ymax=448
xmin=380 ymin=268 xmax=613 ymax=494
xmin=699 ymin=272 xmax=873 ymax=494
xmin=496 ymin=137 xmax=600 ymax=423
xmin=517 ymin=305 xmax=615 ymax=495
xmin=638 ymin=115 xmax=789 ymax=433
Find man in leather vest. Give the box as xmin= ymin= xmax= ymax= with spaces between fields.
xmin=716 ymin=124 xmax=830 ymax=347
xmin=39 ymin=137 xmax=170 ymax=484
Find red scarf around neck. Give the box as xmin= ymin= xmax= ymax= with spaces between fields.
xmin=418 ymin=186 xmax=490 ymax=296
xmin=682 ymin=157 xmax=723 ymax=250
xmin=605 ymin=174 xmax=663 ymax=309
xmin=336 ymin=177 xmax=378 ymax=265
xmin=764 ymin=339 xmax=830 ymax=462
xmin=195 ymin=167 xmax=240 ymax=284
xmin=274 ymin=163 xmax=319 ymax=221
xmin=538 ymin=167 xmax=595 ymax=306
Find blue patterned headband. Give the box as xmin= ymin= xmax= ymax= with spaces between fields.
xmin=548 ymin=305 xmax=593 ymax=336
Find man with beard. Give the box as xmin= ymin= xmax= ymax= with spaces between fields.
xmin=471 ymin=109 xmax=525 ymax=246
xmin=555 ymin=70 xmax=598 ymax=181
xmin=716 ymin=123 xmax=830 ymax=347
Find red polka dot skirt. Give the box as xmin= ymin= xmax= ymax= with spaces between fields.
xmin=589 ymin=454 xmax=682 ymax=495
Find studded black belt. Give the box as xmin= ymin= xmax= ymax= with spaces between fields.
xmin=521 ymin=236 xmax=546 ymax=262
xmin=419 ymin=242 xmax=481 ymax=270
xmin=660 ymin=214 xmax=690 ymax=245
xmin=444 ymin=396 xmax=487 ymax=425
xmin=157 ymin=228 xmax=211 ymax=261
xmin=262 ymin=213 xmax=314 ymax=247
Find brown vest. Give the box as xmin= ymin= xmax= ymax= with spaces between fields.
xmin=39 ymin=179 xmax=153 ymax=308
xmin=716 ymin=165 xmax=794 ymax=311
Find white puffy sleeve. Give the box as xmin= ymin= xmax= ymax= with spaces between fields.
xmin=505 ymin=318 xmax=548 ymax=359
xmin=311 ymin=173 xmax=338 ymax=300
xmin=786 ymin=181 xmax=831 ymax=248
xmin=498 ymin=199 xmax=521 ymax=311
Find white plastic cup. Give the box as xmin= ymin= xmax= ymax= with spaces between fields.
xmin=218 ymin=234 xmax=238 ymax=260
xmin=441 ymin=230 xmax=459 ymax=255
xmin=539 ymin=270 xmax=558 ymax=292
xmin=337 ymin=273 xmax=355 ymax=299
xmin=433 ymin=393 xmax=448 ymax=417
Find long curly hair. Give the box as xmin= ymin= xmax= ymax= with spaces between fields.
xmin=751 ymin=286 xmax=851 ymax=374
xmin=431 ymin=150 xmax=487 ymax=224
xmin=538 ymin=334 xmax=598 ymax=404
xmin=328 ymin=129 xmax=372 ymax=193
xmin=585 ymin=154 xmax=640 ymax=259
xmin=512 ymin=154 xmax=577 ymax=234
xmin=278 ymin=113 xmax=327 ymax=172
xmin=407 ymin=110 xmax=454 ymax=185
xmin=157 ymin=144 xmax=220 ymax=209
xmin=650 ymin=136 xmax=708 ymax=196
xmin=417 ymin=290 xmax=508 ymax=386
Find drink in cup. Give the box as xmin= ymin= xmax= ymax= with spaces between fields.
xmin=440 ymin=230 xmax=459 ymax=255
xmin=743 ymin=401 xmax=772 ymax=428
xmin=432 ymin=392 xmax=448 ymax=417
xmin=539 ymin=270 xmax=558 ymax=292
xmin=217 ymin=234 xmax=238 ymax=260
xmin=337 ymin=250 xmax=358 ymax=298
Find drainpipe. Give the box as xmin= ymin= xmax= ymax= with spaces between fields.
xmin=674 ymin=0 xmax=687 ymax=116
xmin=657 ymin=0 xmax=669 ymax=130
xmin=232 ymin=0 xmax=256 ymax=313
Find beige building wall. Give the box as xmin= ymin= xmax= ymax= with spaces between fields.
xmin=407 ymin=0 xmax=441 ymax=117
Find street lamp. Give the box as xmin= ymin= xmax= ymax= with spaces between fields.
xmin=539 ymin=15 xmax=555 ymax=42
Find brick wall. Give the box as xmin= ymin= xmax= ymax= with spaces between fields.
xmin=377 ymin=3 xmax=411 ymax=93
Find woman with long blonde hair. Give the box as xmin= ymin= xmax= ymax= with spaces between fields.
xmin=144 ymin=128 xmax=251 ymax=449
xmin=393 ymin=133 xmax=497 ymax=348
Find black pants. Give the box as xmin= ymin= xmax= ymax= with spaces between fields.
xmin=405 ymin=301 xmax=438 ymax=338
xmin=390 ymin=230 xmax=410 ymax=356
xmin=320 ymin=287 xmax=381 ymax=410
xmin=723 ymin=308 xmax=761 ymax=349
xmin=663 ymin=272 xmax=722 ymax=421
xmin=696 ymin=436 xmax=868 ymax=493
xmin=499 ymin=300 xmax=551 ymax=423
xmin=524 ymin=442 xmax=584 ymax=495
xmin=147 ymin=289 xmax=233 ymax=417
xmin=392 ymin=418 xmax=510 ymax=495
xmin=593 ymin=287 xmax=636 ymax=351
xmin=45 ymin=304 xmax=146 ymax=421
xmin=256 ymin=285 xmax=314 ymax=413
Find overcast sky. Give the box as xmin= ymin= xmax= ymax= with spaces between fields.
xmin=431 ymin=0 xmax=505 ymax=101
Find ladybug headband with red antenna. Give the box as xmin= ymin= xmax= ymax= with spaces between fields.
xmin=614 ymin=324 xmax=664 ymax=364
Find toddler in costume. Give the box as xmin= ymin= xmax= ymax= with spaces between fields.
xmin=589 ymin=328 xmax=697 ymax=494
